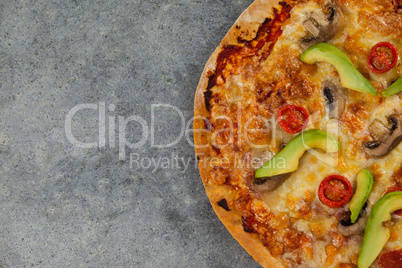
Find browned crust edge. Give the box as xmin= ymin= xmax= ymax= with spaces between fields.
xmin=193 ymin=1 xmax=290 ymax=267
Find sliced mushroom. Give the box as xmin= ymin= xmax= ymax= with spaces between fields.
xmin=364 ymin=114 xmax=402 ymax=158
xmin=323 ymin=81 xmax=346 ymax=119
xmin=338 ymin=203 xmax=367 ymax=236
xmin=301 ymin=5 xmax=344 ymax=48
xmin=253 ymin=140 xmax=292 ymax=192
xmin=367 ymin=119 xmax=391 ymax=140
xmin=253 ymin=173 xmax=290 ymax=192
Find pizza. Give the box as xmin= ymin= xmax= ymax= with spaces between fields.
xmin=193 ymin=0 xmax=402 ymax=267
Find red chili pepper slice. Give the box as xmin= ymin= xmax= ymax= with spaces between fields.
xmin=368 ymin=42 xmax=398 ymax=73
xmin=385 ymin=186 xmax=402 ymax=216
xmin=277 ymin=104 xmax=309 ymax=134
xmin=318 ymin=175 xmax=353 ymax=208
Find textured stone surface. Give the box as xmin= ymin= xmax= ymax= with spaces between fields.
xmin=0 ymin=0 xmax=261 ymax=267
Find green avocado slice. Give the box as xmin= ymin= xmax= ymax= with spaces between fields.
xmin=382 ymin=77 xmax=402 ymax=97
xmin=358 ymin=191 xmax=402 ymax=268
xmin=349 ymin=169 xmax=374 ymax=224
xmin=254 ymin=129 xmax=339 ymax=179
xmin=300 ymin=43 xmax=378 ymax=96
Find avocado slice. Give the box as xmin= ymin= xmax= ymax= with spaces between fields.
xmin=382 ymin=77 xmax=402 ymax=97
xmin=300 ymin=43 xmax=378 ymax=96
xmin=255 ymin=129 xmax=339 ymax=179
xmin=358 ymin=191 xmax=402 ymax=268
xmin=349 ymin=169 xmax=374 ymax=224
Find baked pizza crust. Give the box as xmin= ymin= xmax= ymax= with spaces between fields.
xmin=194 ymin=1 xmax=289 ymax=267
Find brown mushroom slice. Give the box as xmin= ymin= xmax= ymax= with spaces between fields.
xmin=338 ymin=222 xmax=364 ymax=237
xmin=338 ymin=203 xmax=367 ymax=236
xmin=323 ymin=81 xmax=346 ymax=119
xmin=367 ymin=119 xmax=391 ymax=140
xmin=364 ymin=115 xmax=402 ymax=158
xmin=338 ymin=212 xmax=366 ymax=236
xmin=303 ymin=18 xmax=322 ymax=39
xmin=301 ymin=5 xmax=344 ymax=48
xmin=253 ymin=173 xmax=290 ymax=192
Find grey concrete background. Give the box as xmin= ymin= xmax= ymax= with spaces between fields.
xmin=0 ymin=0 xmax=262 ymax=267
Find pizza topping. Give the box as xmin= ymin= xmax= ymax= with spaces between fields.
xmin=349 ymin=169 xmax=374 ymax=223
xmin=277 ymin=104 xmax=309 ymax=134
xmin=367 ymin=42 xmax=398 ymax=73
xmin=378 ymin=249 xmax=402 ymax=268
xmin=253 ymin=173 xmax=289 ymax=192
xmin=338 ymin=206 xmax=366 ymax=237
xmin=364 ymin=114 xmax=402 ymax=158
xmin=382 ymin=77 xmax=402 ymax=97
xmin=300 ymin=43 xmax=378 ymax=95
xmin=341 ymin=202 xmax=368 ymax=226
xmin=358 ymin=192 xmax=402 ymax=268
xmin=385 ymin=186 xmax=402 ymax=216
xmin=368 ymin=119 xmax=393 ymax=141
xmin=323 ymin=81 xmax=346 ymax=119
xmin=301 ymin=5 xmax=343 ymax=48
xmin=318 ymin=175 xmax=352 ymax=208
xmin=255 ymin=129 xmax=339 ymax=179
xmin=385 ymin=186 xmax=402 ymax=194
